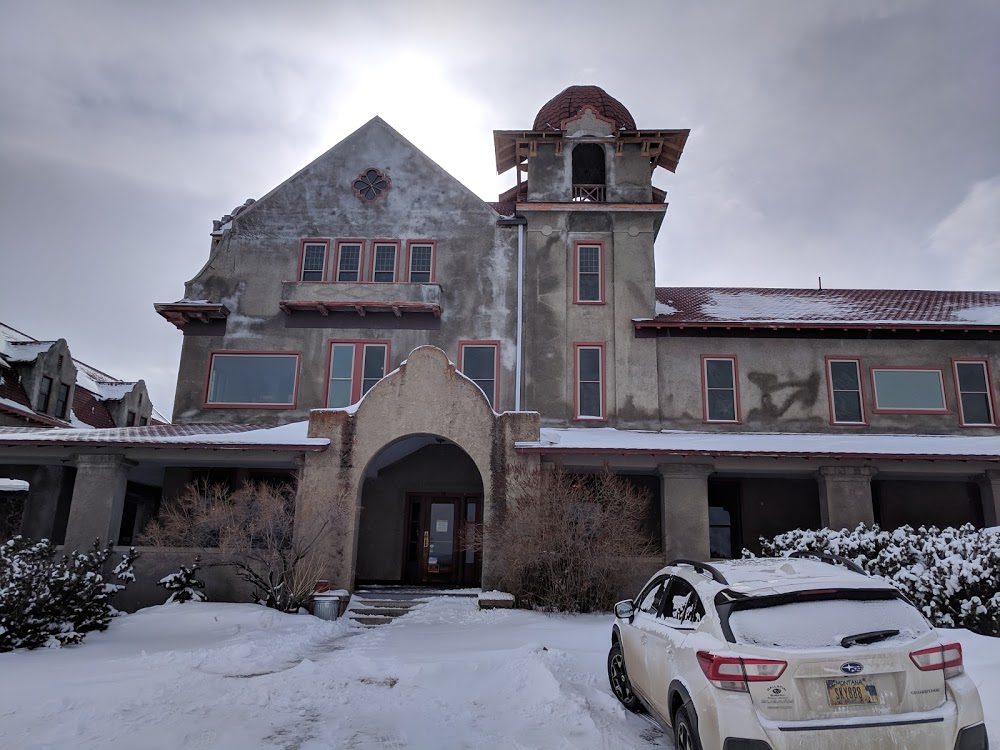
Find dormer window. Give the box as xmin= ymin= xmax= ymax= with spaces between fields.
xmin=39 ymin=376 xmax=53 ymax=413
xmin=54 ymin=383 xmax=70 ymax=420
xmin=572 ymin=143 xmax=606 ymax=202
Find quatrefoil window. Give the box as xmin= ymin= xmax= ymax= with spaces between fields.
xmin=353 ymin=168 xmax=391 ymax=202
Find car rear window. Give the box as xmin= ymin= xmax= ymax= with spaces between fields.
xmin=727 ymin=594 xmax=931 ymax=649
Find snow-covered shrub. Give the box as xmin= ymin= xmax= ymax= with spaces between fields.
xmin=486 ymin=466 xmax=656 ymax=613
xmin=157 ymin=557 xmax=207 ymax=603
xmin=0 ymin=537 xmax=139 ymax=651
xmin=752 ymin=524 xmax=1000 ymax=636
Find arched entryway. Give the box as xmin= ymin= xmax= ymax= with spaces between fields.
xmin=355 ymin=434 xmax=485 ymax=587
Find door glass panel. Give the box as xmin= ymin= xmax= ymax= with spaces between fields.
xmin=427 ymin=503 xmax=455 ymax=571
xmin=328 ymin=344 xmax=355 ymax=407
xmin=361 ymin=344 xmax=387 ymax=396
xmin=465 ymin=502 xmax=476 ymax=564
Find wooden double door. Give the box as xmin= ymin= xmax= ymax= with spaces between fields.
xmin=403 ymin=493 xmax=482 ymax=586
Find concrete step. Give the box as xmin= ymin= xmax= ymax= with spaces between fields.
xmin=352 ymin=600 xmax=420 ymax=608
xmin=349 ymin=615 xmax=395 ymax=626
xmin=350 ymin=607 xmax=412 ymax=617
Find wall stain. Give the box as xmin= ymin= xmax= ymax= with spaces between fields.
xmin=746 ymin=371 xmax=820 ymax=420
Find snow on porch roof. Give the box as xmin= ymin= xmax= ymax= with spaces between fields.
xmin=637 ymin=287 xmax=1000 ymax=330
xmin=0 ymin=421 xmax=329 ymax=450
xmin=516 ymin=428 xmax=1000 ymax=461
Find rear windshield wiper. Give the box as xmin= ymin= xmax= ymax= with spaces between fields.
xmin=840 ymin=629 xmax=900 ymax=648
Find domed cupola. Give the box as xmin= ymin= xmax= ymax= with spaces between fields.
xmin=532 ymin=85 xmax=637 ymax=132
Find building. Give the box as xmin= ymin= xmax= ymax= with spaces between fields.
xmin=1 ymin=86 xmax=998 ymax=606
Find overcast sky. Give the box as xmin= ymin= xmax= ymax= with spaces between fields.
xmin=1 ymin=0 xmax=998 ymax=419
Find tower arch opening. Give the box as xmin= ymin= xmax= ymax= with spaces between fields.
xmin=572 ymin=143 xmax=607 ymax=202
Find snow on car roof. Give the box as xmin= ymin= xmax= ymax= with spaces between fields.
xmin=665 ymin=557 xmax=896 ymax=598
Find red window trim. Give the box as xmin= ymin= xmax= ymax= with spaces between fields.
xmin=368 ymin=240 xmax=401 ymax=283
xmin=952 ymin=358 xmax=997 ymax=427
xmin=825 ymin=356 xmax=868 ymax=426
xmin=202 ymin=350 xmax=301 ymax=409
xmin=573 ymin=240 xmax=606 ymax=305
xmin=870 ymin=366 xmax=951 ymax=414
xmin=297 ymin=238 xmax=330 ymax=282
xmin=458 ymin=340 xmax=501 ymax=409
xmin=324 ymin=339 xmax=392 ymax=407
xmin=573 ymin=342 xmax=607 ymax=421
xmin=701 ymin=355 xmax=741 ymax=424
xmin=334 ymin=239 xmax=367 ymax=282
xmin=405 ymin=240 xmax=437 ymax=283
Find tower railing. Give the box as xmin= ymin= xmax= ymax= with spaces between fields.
xmin=572 ymin=184 xmax=606 ymax=202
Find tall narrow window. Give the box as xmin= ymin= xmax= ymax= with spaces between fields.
xmin=371 ymin=243 xmax=398 ymax=282
xmin=459 ymin=341 xmax=499 ymax=409
xmin=206 ymin=353 xmax=299 ymax=407
xmin=954 ymin=360 xmax=996 ymax=426
xmin=336 ymin=242 xmax=362 ymax=282
xmin=327 ymin=341 xmax=389 ymax=408
xmin=407 ymin=242 xmax=434 ymax=283
xmin=828 ymin=359 xmax=865 ymax=424
xmin=575 ymin=343 xmax=605 ymax=419
xmin=126 ymin=411 xmax=136 ymax=426
xmin=300 ymin=241 xmax=328 ymax=282
xmin=38 ymin=376 xmax=53 ymax=413
xmin=703 ymin=356 xmax=739 ymax=423
xmin=54 ymin=383 xmax=70 ymax=419
xmin=575 ymin=242 xmax=604 ymax=303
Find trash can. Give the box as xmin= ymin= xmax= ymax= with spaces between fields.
xmin=313 ymin=592 xmax=340 ymax=621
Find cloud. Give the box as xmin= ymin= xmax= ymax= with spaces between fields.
xmin=926 ymin=176 xmax=1000 ymax=289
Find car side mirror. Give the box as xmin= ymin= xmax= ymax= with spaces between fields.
xmin=614 ymin=600 xmax=635 ymax=620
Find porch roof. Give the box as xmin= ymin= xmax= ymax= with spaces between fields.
xmin=515 ymin=428 xmax=1000 ymax=462
xmin=0 ymin=421 xmax=329 ymax=451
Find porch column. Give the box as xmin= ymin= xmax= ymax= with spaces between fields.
xmin=658 ymin=463 xmax=713 ymax=561
xmin=977 ymin=470 xmax=1000 ymax=528
xmin=816 ymin=465 xmax=876 ymax=530
xmin=63 ymin=454 xmax=134 ymax=551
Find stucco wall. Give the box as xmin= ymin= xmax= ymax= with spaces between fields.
xmin=170 ymin=118 xmax=518 ymax=424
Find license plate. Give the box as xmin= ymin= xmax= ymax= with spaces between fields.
xmin=827 ymin=678 xmax=880 ymax=706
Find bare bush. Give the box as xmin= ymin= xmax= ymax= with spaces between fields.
xmin=486 ymin=465 xmax=655 ymax=613
xmin=140 ymin=480 xmax=340 ymax=613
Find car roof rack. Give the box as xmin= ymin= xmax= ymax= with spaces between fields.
xmin=788 ymin=550 xmax=866 ymax=575
xmin=667 ymin=558 xmax=730 ymax=585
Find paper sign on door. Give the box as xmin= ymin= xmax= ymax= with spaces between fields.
xmin=435 ymin=520 xmax=448 ymax=532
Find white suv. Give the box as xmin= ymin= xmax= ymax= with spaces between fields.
xmin=608 ymin=555 xmax=988 ymax=750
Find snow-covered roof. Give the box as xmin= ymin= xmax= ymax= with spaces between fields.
xmin=638 ymin=287 xmax=1000 ymax=329
xmin=0 ymin=340 xmax=56 ymax=363
xmin=0 ymin=421 xmax=328 ymax=450
xmin=517 ymin=428 xmax=1000 ymax=460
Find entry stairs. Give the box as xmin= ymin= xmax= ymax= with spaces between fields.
xmin=346 ymin=587 xmax=478 ymax=627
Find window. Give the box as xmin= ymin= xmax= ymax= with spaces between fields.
xmin=575 ymin=242 xmax=604 ymax=303
xmin=871 ymin=368 xmax=947 ymax=412
xmin=575 ymin=343 xmax=605 ymax=420
xmin=205 ymin=352 xmax=299 ymax=407
xmin=827 ymin=358 xmax=865 ymax=424
xmin=335 ymin=241 xmax=363 ymax=282
xmin=371 ymin=242 xmax=399 ymax=283
xmin=38 ymin=376 xmax=53 ymax=413
xmin=300 ymin=240 xmax=329 ymax=282
xmin=637 ymin=577 xmax=667 ymax=615
xmin=702 ymin=356 xmax=739 ymax=423
xmin=126 ymin=411 xmax=136 ymax=426
xmin=326 ymin=341 xmax=389 ymax=407
xmin=54 ymin=383 xmax=70 ymax=419
xmin=407 ymin=242 xmax=435 ymax=283
xmin=662 ymin=577 xmax=704 ymax=625
xmin=139 ymin=416 xmax=149 ymax=426
xmin=954 ymin=360 xmax=996 ymax=426
xmin=458 ymin=341 xmax=499 ymax=409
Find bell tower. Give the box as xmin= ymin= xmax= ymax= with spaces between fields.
xmin=493 ymin=86 xmax=689 ymax=428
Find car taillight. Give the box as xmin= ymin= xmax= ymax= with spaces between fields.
xmin=697 ymin=651 xmax=787 ymax=692
xmin=910 ymin=642 xmax=964 ymax=678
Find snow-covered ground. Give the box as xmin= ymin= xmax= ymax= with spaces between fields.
xmin=0 ymin=598 xmax=996 ymax=749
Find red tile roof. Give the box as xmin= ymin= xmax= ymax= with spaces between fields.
xmin=641 ymin=287 xmax=1000 ymax=329
xmin=533 ymin=85 xmax=636 ymax=131
xmin=72 ymin=386 xmax=117 ymax=429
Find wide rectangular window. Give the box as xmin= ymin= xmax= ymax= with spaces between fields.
xmin=575 ymin=343 xmax=605 ymax=419
xmin=371 ymin=242 xmax=398 ymax=282
xmin=54 ymin=383 xmax=70 ymax=419
xmin=336 ymin=241 xmax=363 ymax=282
xmin=38 ymin=376 xmax=53 ymax=413
xmin=827 ymin=358 xmax=865 ymax=424
xmin=872 ymin=368 xmax=947 ymax=412
xmin=575 ymin=242 xmax=604 ymax=303
xmin=407 ymin=242 xmax=435 ymax=283
xmin=327 ymin=341 xmax=389 ymax=408
xmin=954 ymin=360 xmax=996 ymax=426
xmin=206 ymin=353 xmax=299 ymax=407
xmin=459 ymin=341 xmax=499 ymax=409
xmin=703 ymin=356 xmax=739 ymax=422
xmin=300 ymin=241 xmax=328 ymax=282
